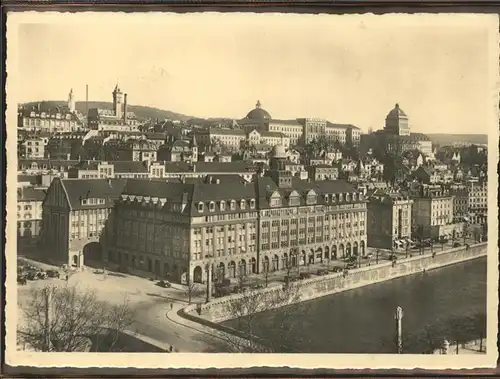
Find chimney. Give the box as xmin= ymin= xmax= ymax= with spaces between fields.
xmin=123 ymin=93 xmax=128 ymax=123
xmin=192 ymin=164 xmax=196 ymax=172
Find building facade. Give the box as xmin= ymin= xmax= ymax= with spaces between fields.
xmin=411 ymin=186 xmax=455 ymax=239
xmin=40 ymin=178 xmax=127 ymax=268
xmin=366 ymin=189 xmax=413 ymax=250
xmin=17 ymin=187 xmax=45 ymax=250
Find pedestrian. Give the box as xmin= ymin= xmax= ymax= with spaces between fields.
xmin=169 ymin=345 xmax=173 ymax=352
xmin=170 ymin=303 xmax=173 ymax=310
xmin=65 ymin=274 xmax=69 ymax=281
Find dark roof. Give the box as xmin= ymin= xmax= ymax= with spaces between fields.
xmin=255 ymin=176 xmax=359 ymax=209
xmin=18 ymin=175 xmax=41 ymax=185
xmin=246 ymin=102 xmax=272 ymax=121
xmin=113 ymin=161 xmax=148 ymax=173
xmin=19 ymin=159 xmax=80 ymax=170
xmin=18 ymin=187 xmax=46 ymax=202
xmin=60 ymin=178 xmax=127 ymax=210
xmin=164 ymin=161 xmax=259 ymax=173
xmin=145 ymin=132 xmax=167 ymax=140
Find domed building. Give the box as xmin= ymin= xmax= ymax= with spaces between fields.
xmin=245 ymin=100 xmax=272 ymax=121
xmin=368 ymin=103 xmax=432 ymax=157
xmin=384 ymin=103 xmax=410 ymax=136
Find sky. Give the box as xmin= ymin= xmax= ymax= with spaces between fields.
xmin=11 ymin=12 xmax=497 ymax=134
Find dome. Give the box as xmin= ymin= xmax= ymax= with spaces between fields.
xmin=272 ymin=144 xmax=287 ymax=159
xmin=387 ymin=103 xmax=407 ymax=118
xmin=246 ymin=100 xmax=271 ymax=121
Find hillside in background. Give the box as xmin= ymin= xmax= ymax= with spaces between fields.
xmin=22 ymin=101 xmax=194 ymax=122
xmin=426 ymin=133 xmax=488 ymax=146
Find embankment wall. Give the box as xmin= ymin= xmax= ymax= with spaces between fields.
xmin=184 ymin=242 xmax=487 ymax=324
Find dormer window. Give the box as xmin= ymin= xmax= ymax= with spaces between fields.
xmin=331 ymin=194 xmax=336 ymax=203
xmin=338 ymin=193 xmax=343 ymax=202
xmin=230 ymin=200 xmax=236 ymax=210
xmin=324 ymin=194 xmax=329 ymax=203
xmin=249 ymin=199 xmax=256 ymax=209
xmin=209 ymin=201 xmax=215 ymax=212
xmin=306 ymin=190 xmax=317 ymax=205
xmin=352 ymin=193 xmax=357 ymax=201
xmin=240 ymin=200 xmax=246 ymax=210
xmin=197 ymin=202 xmax=204 ymax=212
xmin=220 ymin=201 xmax=226 ymax=211
xmin=345 ymin=193 xmax=350 ymax=202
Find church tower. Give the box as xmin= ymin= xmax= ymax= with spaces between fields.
xmin=67 ymin=88 xmax=76 ymax=113
xmin=112 ymin=83 xmax=124 ymax=119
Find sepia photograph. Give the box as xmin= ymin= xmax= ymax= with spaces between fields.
xmin=4 ymin=10 xmax=499 ymax=371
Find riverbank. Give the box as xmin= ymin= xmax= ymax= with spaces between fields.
xmin=182 ymin=242 xmax=487 ymax=324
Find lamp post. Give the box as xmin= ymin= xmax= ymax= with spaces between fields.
xmin=395 ymin=305 xmax=404 ymax=354
xmin=205 ymin=254 xmax=214 ymax=304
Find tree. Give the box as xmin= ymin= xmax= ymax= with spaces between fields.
xmin=185 ymin=282 xmax=204 ymax=305
xmin=220 ymin=283 xmax=305 ymax=352
xmin=18 ymin=285 xmax=136 ymax=352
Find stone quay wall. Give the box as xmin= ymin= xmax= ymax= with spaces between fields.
xmin=183 ymin=242 xmax=487 ymax=324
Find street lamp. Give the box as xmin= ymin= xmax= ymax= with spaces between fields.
xmin=204 ymin=254 xmax=214 ymax=303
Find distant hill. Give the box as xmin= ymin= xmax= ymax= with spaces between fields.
xmin=426 ymin=133 xmax=488 ymax=146
xmin=22 ymin=101 xmax=194 ymax=122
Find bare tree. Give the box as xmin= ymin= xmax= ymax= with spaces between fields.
xmin=219 ymin=282 xmax=305 ymax=352
xmin=18 ymin=285 xmax=136 ymax=352
xmin=185 ymin=281 xmax=204 ymax=304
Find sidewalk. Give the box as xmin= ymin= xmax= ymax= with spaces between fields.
xmin=433 ymin=339 xmax=486 ymax=355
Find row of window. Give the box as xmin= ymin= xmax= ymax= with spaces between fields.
xmin=198 ymin=199 xmax=256 ymax=212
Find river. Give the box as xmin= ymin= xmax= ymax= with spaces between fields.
xmin=222 ymin=257 xmax=487 ymax=353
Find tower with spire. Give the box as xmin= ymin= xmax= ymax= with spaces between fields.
xmin=190 ymin=133 xmax=199 ymax=162
xmin=67 ymin=88 xmax=76 ymax=113
xmin=112 ymin=83 xmax=124 ymax=119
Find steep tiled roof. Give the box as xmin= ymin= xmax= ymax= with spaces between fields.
xmin=60 ymin=178 xmax=127 ymax=210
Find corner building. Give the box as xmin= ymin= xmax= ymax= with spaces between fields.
xmin=104 ymin=146 xmax=367 ymax=284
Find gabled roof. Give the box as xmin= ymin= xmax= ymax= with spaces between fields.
xmin=60 ymin=178 xmax=127 ymax=210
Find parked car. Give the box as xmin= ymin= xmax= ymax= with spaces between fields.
xmin=388 ymin=254 xmax=398 ymax=261
xmin=46 ymin=270 xmax=60 ymax=278
xmin=26 ymin=271 xmax=38 ymax=280
xmin=363 ymin=253 xmax=373 ymax=259
xmin=453 ymin=242 xmax=461 ymax=248
xmin=35 ymin=271 xmax=48 ymax=280
xmin=332 ymin=266 xmax=343 ymax=273
xmin=299 ymin=272 xmax=311 ymax=280
xmin=17 ymin=275 xmax=27 ymax=285
xmin=157 ymin=280 xmax=171 ymax=288
xmin=316 ymin=269 xmax=328 ymax=276
xmin=346 ymin=262 xmax=357 ymax=269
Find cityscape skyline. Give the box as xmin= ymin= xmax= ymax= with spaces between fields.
xmin=14 ymin=13 xmax=495 ymax=134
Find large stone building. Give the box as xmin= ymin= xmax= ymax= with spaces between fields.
xmin=17 ymin=187 xmax=45 ymax=250
xmin=87 ymin=85 xmax=140 ymax=131
xmin=466 ymin=179 xmax=487 ymax=224
xmin=40 ymin=178 xmax=127 ymax=268
xmin=368 ymin=104 xmax=433 ymax=156
xmin=40 ymin=146 xmax=367 ymax=284
xmin=366 ymin=189 xmax=413 ymax=250
xmin=410 ymin=185 xmax=458 ymax=240
xmin=18 ymin=90 xmax=83 ymax=133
